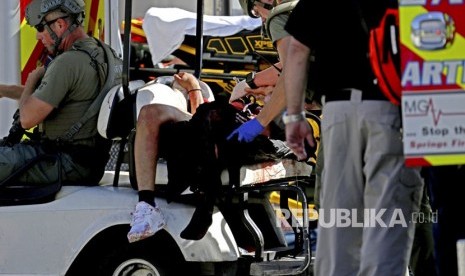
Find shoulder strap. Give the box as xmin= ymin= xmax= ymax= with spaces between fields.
xmin=59 ymin=38 xmax=119 ymax=142
xmin=70 ymin=39 xmax=106 ymax=88
xmin=265 ymin=0 xmax=299 ymax=40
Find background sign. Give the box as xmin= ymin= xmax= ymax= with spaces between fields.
xmin=400 ymin=0 xmax=465 ymax=166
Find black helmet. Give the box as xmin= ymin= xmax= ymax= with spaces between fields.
xmin=26 ymin=0 xmax=85 ymax=27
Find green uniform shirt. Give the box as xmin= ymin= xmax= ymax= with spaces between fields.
xmin=34 ymin=37 xmax=106 ymax=144
xmin=268 ymin=12 xmax=290 ymax=44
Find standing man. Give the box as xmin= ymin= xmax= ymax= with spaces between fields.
xmin=284 ymin=1 xmax=423 ymax=275
xmin=0 ymin=0 xmax=122 ymax=184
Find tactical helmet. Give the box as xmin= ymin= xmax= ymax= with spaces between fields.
xmin=239 ymin=0 xmax=259 ymax=18
xmin=40 ymin=0 xmax=85 ymax=16
xmin=25 ymin=0 xmax=45 ymax=27
xmin=26 ymin=0 xmax=85 ymax=27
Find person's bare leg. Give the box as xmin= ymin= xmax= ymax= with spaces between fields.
xmin=128 ymin=104 xmax=191 ymax=243
xmin=135 ymin=104 xmax=191 ymax=192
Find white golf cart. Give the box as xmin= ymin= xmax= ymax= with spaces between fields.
xmin=0 ymin=0 xmax=314 ymax=275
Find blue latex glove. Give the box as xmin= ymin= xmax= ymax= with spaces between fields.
xmin=227 ymin=118 xmax=264 ymax=143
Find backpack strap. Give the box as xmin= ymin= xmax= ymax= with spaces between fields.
xmin=265 ymin=0 xmax=298 ymax=40
xmin=71 ymin=38 xmax=107 ymax=88
xmin=59 ymin=38 xmax=120 ymax=142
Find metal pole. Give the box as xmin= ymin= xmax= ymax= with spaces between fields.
xmin=194 ymin=0 xmax=204 ymax=78
xmin=224 ymin=0 xmax=230 ymax=16
xmin=458 ymin=240 xmax=465 ymax=276
xmin=122 ymin=0 xmax=132 ymax=96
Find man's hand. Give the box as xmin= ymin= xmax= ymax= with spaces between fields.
xmin=174 ymin=72 xmax=199 ymax=91
xmin=25 ymin=66 xmax=45 ymax=88
xmin=244 ymin=85 xmax=274 ymax=98
xmin=227 ymin=118 xmax=264 ymax=143
xmin=285 ymin=120 xmax=315 ymax=161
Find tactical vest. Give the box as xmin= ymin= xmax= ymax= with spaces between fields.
xmin=58 ymin=38 xmax=123 ymax=142
xmin=71 ymin=38 xmax=123 ymax=93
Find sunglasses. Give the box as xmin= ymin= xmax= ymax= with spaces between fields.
xmin=251 ymin=1 xmax=273 ymax=17
xmin=34 ymin=16 xmax=69 ymax=32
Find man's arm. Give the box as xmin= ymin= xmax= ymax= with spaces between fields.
xmin=173 ymin=72 xmax=203 ymax=115
xmin=285 ymin=37 xmax=308 ymax=114
xmin=227 ymin=78 xmax=285 ymax=142
xmin=285 ymin=37 xmax=314 ymax=160
xmin=257 ymin=31 xmax=291 ymax=126
xmin=19 ymin=66 xmax=54 ymax=129
xmin=227 ymin=35 xmax=291 ymax=143
xmin=0 ymin=84 xmax=24 ymax=100
xmin=252 ymin=34 xmax=292 ymax=128
xmin=253 ymin=62 xmax=281 ymax=87
xmin=255 ymin=72 xmax=286 ymax=127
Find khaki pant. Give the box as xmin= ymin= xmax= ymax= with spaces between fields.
xmin=315 ymin=92 xmax=423 ymax=276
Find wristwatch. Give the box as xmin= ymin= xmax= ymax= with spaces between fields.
xmin=245 ymin=72 xmax=258 ymax=89
xmin=282 ymin=111 xmax=306 ymax=125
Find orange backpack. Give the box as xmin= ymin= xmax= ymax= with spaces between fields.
xmin=356 ymin=2 xmax=401 ymax=105
xmin=368 ymin=8 xmax=401 ymax=105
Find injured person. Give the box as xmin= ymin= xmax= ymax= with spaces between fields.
xmin=128 ymin=72 xmax=205 ymax=243
xmin=128 ymin=75 xmax=312 ymax=243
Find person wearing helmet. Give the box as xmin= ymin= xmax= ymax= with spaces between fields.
xmin=26 ymin=0 xmax=86 ymax=56
xmin=0 ymin=0 xmax=122 ymax=186
xmin=228 ymin=0 xmax=318 ymax=151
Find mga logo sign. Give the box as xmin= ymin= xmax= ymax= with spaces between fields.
xmin=400 ymin=0 xmax=465 ymax=166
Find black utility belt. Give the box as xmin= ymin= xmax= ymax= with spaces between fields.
xmin=60 ymin=144 xmax=94 ymax=153
xmin=38 ymin=139 xmax=94 ymax=153
xmin=324 ymin=89 xmax=388 ymax=102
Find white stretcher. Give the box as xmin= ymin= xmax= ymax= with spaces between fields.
xmin=142 ymin=7 xmax=262 ymax=65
